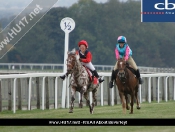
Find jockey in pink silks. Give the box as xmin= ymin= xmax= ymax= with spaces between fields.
xmin=109 ymin=36 xmax=143 ymax=88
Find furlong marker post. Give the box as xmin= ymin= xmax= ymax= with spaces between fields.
xmin=60 ymin=17 xmax=75 ymax=108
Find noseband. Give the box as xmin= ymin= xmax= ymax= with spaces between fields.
xmin=117 ymin=61 xmax=127 ymax=83
xmin=66 ymin=54 xmax=76 ymax=73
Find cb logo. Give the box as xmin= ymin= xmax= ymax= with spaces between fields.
xmin=154 ymin=0 xmax=175 ymax=10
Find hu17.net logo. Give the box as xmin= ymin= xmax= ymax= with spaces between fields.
xmin=141 ymin=0 xmax=175 ymax=22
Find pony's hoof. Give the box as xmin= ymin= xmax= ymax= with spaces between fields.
xmin=126 ymin=107 xmax=130 ymax=110
xmin=137 ymin=106 xmax=141 ymax=109
xmin=79 ymin=104 xmax=83 ymax=108
xmin=69 ymin=110 xmax=73 ymax=113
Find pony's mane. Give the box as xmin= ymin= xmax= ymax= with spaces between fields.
xmin=68 ymin=48 xmax=80 ymax=61
xmin=69 ymin=48 xmax=76 ymax=55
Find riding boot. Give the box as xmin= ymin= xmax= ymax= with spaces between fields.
xmin=92 ymin=70 xmax=104 ymax=83
xmin=109 ymin=70 xmax=115 ymax=88
xmin=60 ymin=72 xmax=69 ymax=80
xmin=136 ymin=69 xmax=143 ymax=84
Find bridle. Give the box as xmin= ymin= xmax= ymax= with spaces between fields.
xmin=66 ymin=53 xmax=76 ymax=74
xmin=66 ymin=53 xmax=83 ymax=76
xmin=66 ymin=51 xmax=89 ymax=86
xmin=117 ymin=59 xmax=127 ymax=84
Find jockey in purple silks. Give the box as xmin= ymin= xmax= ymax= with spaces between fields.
xmin=109 ymin=36 xmax=143 ymax=88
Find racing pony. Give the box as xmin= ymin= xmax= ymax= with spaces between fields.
xmin=66 ymin=48 xmax=100 ymax=114
xmin=115 ymin=58 xmax=141 ymax=114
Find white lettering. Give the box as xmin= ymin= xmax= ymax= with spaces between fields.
xmin=154 ymin=0 xmax=175 ymax=10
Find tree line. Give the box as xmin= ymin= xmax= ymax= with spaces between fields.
xmin=0 ymin=0 xmax=175 ymax=68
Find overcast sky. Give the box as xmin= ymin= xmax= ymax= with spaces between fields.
xmin=0 ymin=0 xmax=109 ymax=10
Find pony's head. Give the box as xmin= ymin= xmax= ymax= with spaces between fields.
xmin=66 ymin=48 xmax=80 ymax=73
xmin=117 ymin=58 xmax=127 ymax=79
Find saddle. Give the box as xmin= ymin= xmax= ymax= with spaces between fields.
xmin=83 ymin=66 xmax=98 ymax=84
xmin=115 ymin=63 xmax=137 ymax=76
xmin=126 ymin=63 xmax=137 ymax=75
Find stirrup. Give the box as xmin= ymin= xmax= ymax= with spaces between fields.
xmin=109 ymin=81 xmax=114 ymax=88
xmin=98 ymin=78 xmax=104 ymax=83
xmin=60 ymin=75 xmax=66 ymax=80
xmin=139 ymin=78 xmax=143 ymax=84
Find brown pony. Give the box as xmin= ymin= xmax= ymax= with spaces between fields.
xmin=66 ymin=49 xmax=100 ymax=114
xmin=115 ymin=58 xmax=141 ymax=114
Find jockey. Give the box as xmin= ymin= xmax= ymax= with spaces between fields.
xmin=109 ymin=36 xmax=143 ymax=88
xmin=60 ymin=40 xmax=104 ymax=83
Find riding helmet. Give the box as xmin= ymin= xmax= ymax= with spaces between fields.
xmin=117 ymin=36 xmax=127 ymax=43
xmin=78 ymin=40 xmax=88 ymax=48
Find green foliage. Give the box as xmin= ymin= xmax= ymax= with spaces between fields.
xmin=1 ymin=0 xmax=175 ymax=67
xmin=1 ymin=101 xmax=175 ymax=118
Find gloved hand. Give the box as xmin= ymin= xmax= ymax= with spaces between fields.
xmin=79 ymin=58 xmax=82 ymax=62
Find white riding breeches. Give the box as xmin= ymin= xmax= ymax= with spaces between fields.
xmin=81 ymin=62 xmax=95 ymax=71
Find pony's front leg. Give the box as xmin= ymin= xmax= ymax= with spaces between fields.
xmin=135 ymin=85 xmax=141 ymax=110
xmin=79 ymin=86 xmax=87 ymax=108
xmin=79 ymin=92 xmax=83 ymax=108
xmin=84 ymin=92 xmax=92 ymax=114
xmin=69 ymin=87 xmax=76 ymax=113
xmin=130 ymin=93 xmax=134 ymax=114
xmin=120 ymin=92 xmax=126 ymax=114
xmin=91 ymin=88 xmax=98 ymax=114
xmin=125 ymin=94 xmax=130 ymax=110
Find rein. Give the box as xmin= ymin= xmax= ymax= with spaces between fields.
xmin=117 ymin=60 xmax=128 ymax=84
xmin=67 ymin=53 xmax=89 ymax=86
xmin=74 ymin=60 xmax=84 ymax=78
xmin=118 ymin=67 xmax=128 ymax=83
